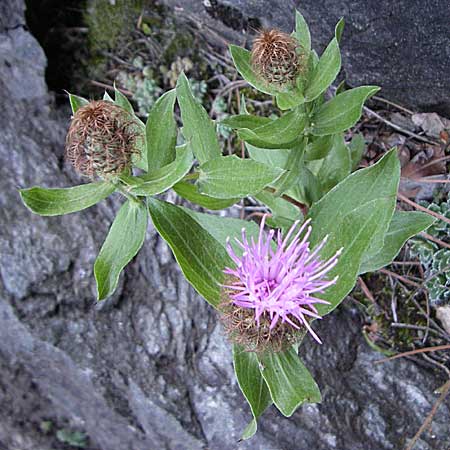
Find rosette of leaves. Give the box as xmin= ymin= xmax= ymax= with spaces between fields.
xmin=410 ymin=198 xmax=450 ymax=306
xmin=19 ymin=10 xmax=436 ymax=440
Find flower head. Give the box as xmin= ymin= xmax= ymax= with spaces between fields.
xmin=251 ymin=29 xmax=305 ymax=86
xmin=65 ymin=100 xmax=140 ymax=179
xmin=220 ymin=215 xmax=342 ymax=352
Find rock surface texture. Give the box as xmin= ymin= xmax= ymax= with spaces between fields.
xmin=0 ymin=1 xmax=449 ymax=449
xmin=165 ymin=0 xmax=450 ymax=116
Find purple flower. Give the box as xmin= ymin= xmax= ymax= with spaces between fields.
xmin=223 ymin=215 xmax=342 ymax=344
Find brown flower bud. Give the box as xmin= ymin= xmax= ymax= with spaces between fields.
xmin=219 ymin=280 xmax=305 ymax=354
xmin=251 ymin=29 xmax=304 ymax=87
xmin=65 ymin=100 xmax=139 ymax=178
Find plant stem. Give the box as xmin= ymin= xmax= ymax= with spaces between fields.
xmin=112 ymin=181 xmax=142 ymax=205
xmin=182 ymin=172 xmax=200 ymax=181
xmin=264 ymin=186 xmax=309 ymax=216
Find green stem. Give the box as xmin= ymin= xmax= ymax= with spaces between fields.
xmin=112 ymin=181 xmax=142 ymax=205
xmin=182 ymin=172 xmax=199 ymax=181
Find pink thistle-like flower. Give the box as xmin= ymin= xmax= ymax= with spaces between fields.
xmin=221 ymin=215 xmax=342 ymax=348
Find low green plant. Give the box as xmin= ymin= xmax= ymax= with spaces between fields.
xmin=410 ymin=197 xmax=450 ymax=306
xmin=19 ymin=11 xmax=436 ymax=439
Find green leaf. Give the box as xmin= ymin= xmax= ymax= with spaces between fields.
xmin=198 ymin=155 xmax=283 ymax=199
xmin=308 ymin=149 xmax=400 ymax=315
xmin=221 ymin=114 xmax=272 ymax=130
xmin=229 ymin=45 xmax=280 ymax=96
xmin=272 ymin=140 xmax=306 ymax=196
xmin=293 ymin=10 xmax=311 ymax=51
xmin=304 ymin=38 xmax=341 ymax=101
xmin=238 ymin=109 xmax=307 ymax=149
xmin=311 ymin=86 xmax=379 ymax=136
xmin=335 ymin=18 xmax=345 ymax=43
xmin=258 ymin=347 xmax=321 ymax=417
xmin=294 ymin=163 xmax=323 ymax=205
xmin=20 ymin=182 xmax=115 ymax=216
xmin=233 ymin=345 xmax=272 ymax=440
xmin=130 ymin=144 xmax=193 ymax=196
xmin=173 ymin=181 xmax=238 ymax=210
xmin=359 ymin=211 xmax=436 ymax=273
xmin=247 ymin=144 xmax=290 ymax=169
xmin=317 ymin=134 xmax=351 ymax=192
xmin=114 ymin=86 xmax=134 ymax=113
xmin=68 ymin=93 xmax=89 ymax=113
xmin=103 ymin=91 xmax=114 ymax=102
xmin=94 ymin=200 xmax=148 ymax=300
xmin=255 ymin=191 xmax=301 ymax=221
xmin=305 ymin=135 xmax=334 ymax=161
xmin=349 ymin=133 xmax=365 ymax=170
xmin=182 ymin=208 xmax=260 ymax=256
xmin=146 ymin=89 xmax=177 ymax=171
xmin=147 ymin=198 xmax=231 ymax=307
xmin=176 ymin=73 xmax=221 ymax=164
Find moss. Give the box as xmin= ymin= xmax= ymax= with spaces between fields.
xmin=85 ymin=0 xmax=144 ymax=52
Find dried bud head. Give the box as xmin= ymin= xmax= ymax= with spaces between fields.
xmin=219 ymin=283 xmax=305 ymax=353
xmin=251 ymin=29 xmax=304 ymax=87
xmin=65 ymin=100 xmax=139 ymax=178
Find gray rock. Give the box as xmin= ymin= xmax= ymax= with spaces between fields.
xmin=165 ymin=0 xmax=450 ymax=116
xmin=0 ymin=1 xmax=449 ymax=449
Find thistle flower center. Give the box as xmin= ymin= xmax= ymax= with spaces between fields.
xmin=222 ymin=215 xmax=342 ymax=346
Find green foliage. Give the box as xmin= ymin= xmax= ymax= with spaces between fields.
xmin=19 ymin=8 xmax=435 ymax=442
xmin=198 ymin=155 xmax=283 ymax=199
xmin=147 ymin=198 xmax=232 ymax=307
xmin=146 ymin=89 xmax=177 ymax=171
xmin=56 ymin=428 xmax=88 ymax=448
xmin=410 ymin=198 xmax=450 ymax=306
xmin=20 ymin=183 xmax=115 ymax=216
xmin=258 ymin=346 xmax=321 ymax=416
xmin=176 ymin=73 xmax=221 ymax=164
xmin=94 ymin=200 xmax=148 ymax=300
xmin=128 ymin=144 xmax=193 ymax=196
xmin=233 ymin=345 xmax=271 ymax=439
xmin=85 ymin=0 xmax=144 ymax=52
xmin=308 ymin=150 xmax=400 ymax=315
xmin=173 ymin=182 xmax=239 ymax=210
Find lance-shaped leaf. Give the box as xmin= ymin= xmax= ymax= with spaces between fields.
xmin=335 ymin=18 xmax=345 ymax=43
xmin=258 ymin=346 xmax=321 ymax=417
xmin=349 ymin=133 xmax=366 ymax=170
xmin=238 ymin=109 xmax=307 ymax=149
xmin=247 ymin=143 xmax=290 ymax=169
xmin=293 ymin=9 xmax=311 ymax=51
xmin=68 ymin=93 xmax=89 ymax=113
xmin=359 ymin=211 xmax=436 ymax=273
xmin=229 ymin=45 xmax=280 ymax=96
xmin=114 ymin=85 xmax=134 ymax=113
xmin=307 ymin=149 xmax=400 ymax=315
xmin=176 ymin=73 xmax=221 ymax=164
xmin=94 ymin=199 xmax=148 ymax=300
xmin=130 ymin=144 xmax=193 ymax=196
xmin=305 ymin=135 xmax=334 ymax=161
xmin=198 ymin=155 xmax=283 ymax=199
xmin=221 ymin=114 xmax=272 ymax=130
xmin=317 ymin=134 xmax=352 ymax=192
xmin=272 ymin=140 xmax=306 ymax=196
xmin=20 ymin=182 xmax=115 ymax=216
xmin=173 ymin=181 xmax=238 ymax=210
xmin=311 ymin=86 xmax=380 ymax=136
xmin=146 ymin=89 xmax=177 ymax=171
xmin=304 ymin=38 xmax=341 ymax=102
xmin=233 ymin=345 xmax=272 ymax=440
xmin=182 ymin=208 xmax=260 ymax=256
xmin=148 ymin=198 xmax=231 ymax=307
